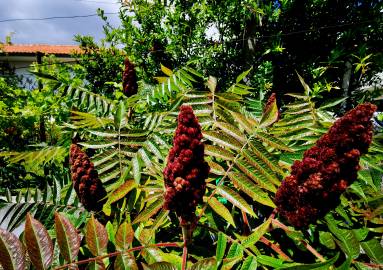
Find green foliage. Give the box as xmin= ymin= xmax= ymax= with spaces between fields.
xmin=1 ymin=4 xmax=383 ymax=267
xmin=107 ymin=0 xmax=383 ymax=113
xmin=1 ymin=60 xmax=382 ymax=269
xmin=74 ymin=35 xmax=125 ymax=98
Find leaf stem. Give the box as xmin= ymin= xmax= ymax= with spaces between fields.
xmin=259 ymin=236 xmax=291 ymax=261
xmin=182 ymin=243 xmax=188 ymax=270
xmin=271 ymin=218 xmax=325 ymax=262
xmin=54 ymin=242 xmax=180 ymax=270
xmin=352 ymin=260 xmax=383 ymax=269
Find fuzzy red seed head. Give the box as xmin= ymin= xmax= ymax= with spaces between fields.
xmin=275 ymin=103 xmax=376 ymax=227
xmin=122 ymin=58 xmax=138 ymax=97
xmin=69 ymin=144 xmax=107 ymax=212
xmin=163 ymin=105 xmax=210 ymax=224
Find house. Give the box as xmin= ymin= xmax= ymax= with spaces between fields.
xmin=0 ymin=43 xmax=81 ymax=88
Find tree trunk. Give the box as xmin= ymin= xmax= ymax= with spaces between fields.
xmin=341 ymin=60 xmax=352 ymax=113
xmin=37 ymin=52 xmax=46 ymax=142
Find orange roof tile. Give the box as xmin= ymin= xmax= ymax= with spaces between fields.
xmin=0 ymin=44 xmax=82 ymax=55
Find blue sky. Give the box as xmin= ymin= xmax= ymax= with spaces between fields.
xmin=0 ymin=0 xmax=121 ymax=45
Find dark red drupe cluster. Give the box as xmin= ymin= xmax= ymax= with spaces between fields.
xmin=69 ymin=144 xmax=107 ymax=212
xmin=275 ymin=103 xmax=376 ymax=227
xmin=122 ymin=58 xmax=138 ymax=97
xmin=163 ymin=105 xmax=210 ymax=224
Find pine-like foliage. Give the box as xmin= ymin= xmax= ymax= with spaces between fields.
xmin=122 ymin=58 xmax=138 ymax=97
xmin=275 ymin=103 xmax=376 ymax=227
xmin=69 ymin=144 xmax=106 ymax=212
xmin=163 ymin=105 xmax=210 ymax=225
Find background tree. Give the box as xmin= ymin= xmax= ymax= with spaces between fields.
xmin=110 ymin=0 xmax=382 ymax=109
xmin=74 ymin=35 xmax=125 ymax=98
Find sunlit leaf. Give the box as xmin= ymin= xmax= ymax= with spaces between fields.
xmin=144 ymin=262 xmax=177 ymax=270
xmin=161 ymin=64 xmax=173 ymax=76
xmin=115 ymin=254 xmax=139 ymax=270
xmin=132 ymin=197 xmax=164 ymax=224
xmin=108 ymin=180 xmax=136 ymax=205
xmin=242 ymin=218 xmax=271 ymax=248
xmin=259 ymin=96 xmax=278 ymax=128
xmin=361 ymin=239 xmax=383 ymax=264
xmin=216 ymin=186 xmax=255 ymax=216
xmin=228 ymin=172 xmax=276 ymax=208
xmin=207 ymin=197 xmax=236 ymax=227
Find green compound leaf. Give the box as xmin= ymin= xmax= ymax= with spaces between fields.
xmin=228 ymin=172 xmax=276 ymax=208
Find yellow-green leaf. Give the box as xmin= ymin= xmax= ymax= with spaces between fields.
xmin=235 ymin=159 xmax=277 ymax=193
xmin=203 ymin=131 xmax=242 ymax=151
xmin=216 ymin=186 xmax=255 ymax=216
xmin=161 ymin=64 xmax=173 ymax=76
xmin=228 ymin=172 xmax=276 ymax=208
xmin=207 ymin=197 xmax=236 ymax=227
xmin=205 ymin=145 xmax=235 ymax=161
xmin=115 ymin=254 xmax=139 ymax=270
xmin=215 ymin=121 xmax=246 ymax=143
xmin=109 ymin=180 xmax=136 ymax=205
xmin=133 ymin=197 xmax=164 ymax=224
xmin=207 ymin=160 xmax=226 ymax=175
xmin=242 ymin=218 xmax=271 ymax=248
xmin=259 ymin=96 xmax=278 ymax=128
